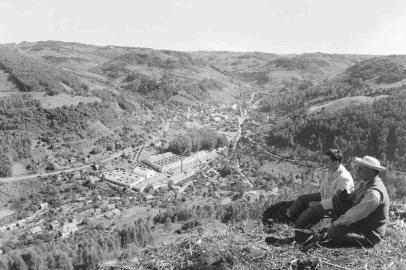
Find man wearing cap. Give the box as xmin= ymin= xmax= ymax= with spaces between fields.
xmin=286 ymin=149 xmax=354 ymax=228
xmin=325 ymin=155 xmax=389 ymax=247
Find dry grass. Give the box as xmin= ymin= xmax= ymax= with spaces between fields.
xmin=113 ymin=205 xmax=406 ymax=270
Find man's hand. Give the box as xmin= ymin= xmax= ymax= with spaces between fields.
xmin=308 ymin=201 xmax=321 ymax=208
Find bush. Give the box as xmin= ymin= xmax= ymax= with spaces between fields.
xmin=167 ymin=135 xmax=192 ymax=156
xmin=0 ymin=153 xmax=13 ymax=177
xmin=167 ymin=128 xmax=228 ymax=156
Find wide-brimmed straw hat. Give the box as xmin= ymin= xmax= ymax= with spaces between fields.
xmin=354 ymin=155 xmax=386 ymax=171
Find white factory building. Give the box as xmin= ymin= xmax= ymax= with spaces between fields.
xmin=143 ymin=152 xmax=182 ymax=173
xmin=143 ymin=150 xmax=217 ymax=173
xmin=132 ymin=167 xmax=156 ymax=179
xmin=102 ymin=170 xmax=145 ymax=189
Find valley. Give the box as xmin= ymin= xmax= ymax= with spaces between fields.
xmin=0 ymin=41 xmax=405 ymax=269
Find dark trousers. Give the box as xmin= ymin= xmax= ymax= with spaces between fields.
xmin=288 ymin=193 xmax=325 ymax=228
xmin=329 ymin=191 xmax=381 ymax=247
xmin=328 ymin=223 xmax=381 ymax=247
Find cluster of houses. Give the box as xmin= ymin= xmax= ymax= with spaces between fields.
xmin=28 ymin=220 xmax=78 ymax=238
xmin=0 ymin=203 xmax=79 ymax=239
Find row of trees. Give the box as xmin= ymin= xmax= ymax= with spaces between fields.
xmin=167 ymin=128 xmax=228 ymax=156
xmin=0 ymin=219 xmax=152 ymax=270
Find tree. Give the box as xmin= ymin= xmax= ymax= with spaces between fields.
xmin=216 ymin=134 xmax=228 ymax=148
xmin=167 ymin=135 xmax=192 ymax=156
xmin=0 ymin=152 xmax=12 ymax=177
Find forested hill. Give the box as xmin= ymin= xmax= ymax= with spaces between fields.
xmin=263 ymin=55 xmax=406 ymax=114
xmin=268 ymin=92 xmax=406 ymax=170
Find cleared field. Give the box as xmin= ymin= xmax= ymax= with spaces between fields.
xmin=12 ymin=163 xmax=27 ymax=177
xmin=367 ymin=77 xmax=406 ymax=90
xmin=30 ymin=92 xmax=101 ymax=109
xmin=308 ymin=95 xmax=389 ymax=114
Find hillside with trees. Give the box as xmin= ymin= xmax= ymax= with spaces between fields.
xmin=0 ymin=219 xmax=153 ymax=270
xmin=259 ymin=56 xmax=406 ymax=114
xmin=346 ymin=56 xmax=406 ymax=84
xmin=0 ymin=93 xmax=120 ymax=176
xmin=267 ymin=93 xmax=406 ymax=170
xmin=0 ymin=47 xmax=86 ymax=95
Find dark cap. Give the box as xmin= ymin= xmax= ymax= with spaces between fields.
xmin=326 ymin=149 xmax=343 ymax=162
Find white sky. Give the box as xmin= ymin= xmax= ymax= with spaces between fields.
xmin=1 ymin=0 xmax=406 ymax=54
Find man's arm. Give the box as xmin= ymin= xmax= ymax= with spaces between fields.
xmin=333 ymin=190 xmax=381 ymax=226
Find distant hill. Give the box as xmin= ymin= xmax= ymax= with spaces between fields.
xmin=196 ymin=52 xmax=369 ymax=86
xmin=1 ymin=41 xmax=387 ymax=107
xmin=263 ymin=55 xmax=406 ymax=114
xmin=345 ymin=56 xmax=406 ymax=84
xmin=2 ymin=42 xmax=249 ymax=105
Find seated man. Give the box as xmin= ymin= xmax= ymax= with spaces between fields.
xmin=286 ymin=149 xmax=354 ymax=228
xmin=326 ymin=156 xmax=389 ymax=247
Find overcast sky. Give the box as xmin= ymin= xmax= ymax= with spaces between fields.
xmin=1 ymin=0 xmax=406 ymax=54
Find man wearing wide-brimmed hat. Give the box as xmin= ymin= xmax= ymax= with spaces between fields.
xmin=325 ymin=155 xmax=389 ymax=247
xmin=286 ymin=149 xmax=354 ymax=228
